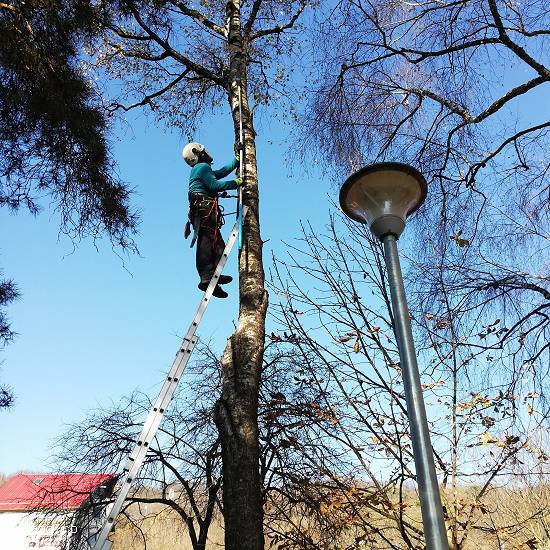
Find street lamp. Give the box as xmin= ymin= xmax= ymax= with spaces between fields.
xmin=340 ymin=162 xmax=449 ymax=550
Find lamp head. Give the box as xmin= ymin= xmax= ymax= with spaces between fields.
xmin=339 ymin=162 xmax=427 ymax=239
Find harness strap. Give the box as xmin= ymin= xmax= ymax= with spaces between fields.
xmin=188 ymin=195 xmax=226 ymax=250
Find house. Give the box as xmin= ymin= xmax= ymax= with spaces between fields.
xmin=0 ymin=473 xmax=116 ymax=550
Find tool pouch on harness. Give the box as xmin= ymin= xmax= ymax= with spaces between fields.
xmin=185 ymin=207 xmax=201 ymax=248
xmin=184 ymin=219 xmax=192 ymax=239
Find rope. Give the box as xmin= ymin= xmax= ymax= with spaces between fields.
xmin=236 ymin=76 xmax=244 ymax=251
xmin=199 ymin=196 xmax=226 ymax=251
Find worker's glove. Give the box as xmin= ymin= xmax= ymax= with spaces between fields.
xmin=235 ymin=177 xmax=244 ymax=187
xmin=235 ymin=152 xmax=240 ymax=162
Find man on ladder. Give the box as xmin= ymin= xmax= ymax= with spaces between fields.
xmin=182 ymin=142 xmax=243 ymax=298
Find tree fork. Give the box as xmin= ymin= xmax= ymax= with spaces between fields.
xmin=213 ymin=1 xmax=267 ymax=548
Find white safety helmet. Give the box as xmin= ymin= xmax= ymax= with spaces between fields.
xmin=182 ymin=142 xmax=211 ymax=166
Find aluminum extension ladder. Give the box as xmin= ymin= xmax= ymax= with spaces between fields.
xmin=89 ymin=207 xmax=248 ymax=550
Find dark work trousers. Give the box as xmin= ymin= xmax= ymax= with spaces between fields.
xmin=190 ymin=194 xmax=225 ymax=285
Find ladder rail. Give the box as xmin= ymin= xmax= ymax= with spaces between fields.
xmin=91 ymin=207 xmax=248 ymax=550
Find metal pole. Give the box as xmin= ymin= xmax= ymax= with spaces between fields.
xmin=382 ymin=233 xmax=449 ymax=550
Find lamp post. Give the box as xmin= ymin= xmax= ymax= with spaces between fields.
xmin=339 ymin=162 xmax=449 ymax=550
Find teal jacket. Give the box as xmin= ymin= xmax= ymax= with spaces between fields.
xmin=188 ymin=158 xmax=238 ymax=198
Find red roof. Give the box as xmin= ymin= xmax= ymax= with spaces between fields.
xmin=0 ymin=473 xmax=115 ymax=511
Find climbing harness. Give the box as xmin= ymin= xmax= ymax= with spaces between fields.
xmin=90 ymin=207 xmax=248 ymax=550
xmin=185 ymin=192 xmax=232 ymax=248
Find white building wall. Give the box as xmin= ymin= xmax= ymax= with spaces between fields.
xmin=0 ymin=511 xmax=73 ymax=550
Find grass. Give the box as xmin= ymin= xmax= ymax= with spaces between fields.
xmin=110 ymin=483 xmax=550 ymax=549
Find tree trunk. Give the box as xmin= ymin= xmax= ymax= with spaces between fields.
xmin=213 ymin=1 xmax=267 ymax=549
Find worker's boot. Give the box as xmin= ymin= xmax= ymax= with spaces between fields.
xmin=198 ymin=275 xmax=232 ymax=291
xmin=212 ymin=285 xmax=228 ymax=298
xmin=198 ymin=281 xmax=228 ymax=298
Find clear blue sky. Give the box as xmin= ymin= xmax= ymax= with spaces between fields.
xmin=0 ymin=106 xmax=333 ymax=474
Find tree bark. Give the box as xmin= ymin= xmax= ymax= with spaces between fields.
xmin=213 ymin=1 xmax=267 ymax=548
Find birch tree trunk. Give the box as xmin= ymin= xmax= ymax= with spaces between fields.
xmin=213 ymin=1 xmax=267 ymax=547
